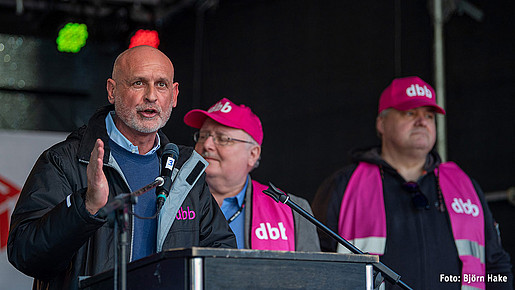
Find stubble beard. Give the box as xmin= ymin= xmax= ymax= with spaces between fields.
xmin=115 ymin=102 xmax=173 ymax=134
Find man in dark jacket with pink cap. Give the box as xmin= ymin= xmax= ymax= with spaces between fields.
xmin=313 ymin=76 xmax=512 ymax=289
xmin=184 ymin=98 xmax=320 ymax=251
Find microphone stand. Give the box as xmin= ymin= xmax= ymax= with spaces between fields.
xmin=263 ymin=182 xmax=412 ymax=290
xmin=97 ymin=177 xmax=164 ymax=290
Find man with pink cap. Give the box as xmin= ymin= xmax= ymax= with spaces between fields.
xmin=312 ymin=76 xmax=512 ymax=289
xmin=184 ymin=98 xmax=320 ymax=251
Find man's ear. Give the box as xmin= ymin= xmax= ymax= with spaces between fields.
xmin=376 ymin=115 xmax=385 ymax=137
xmin=248 ymin=145 xmax=261 ymax=168
xmin=171 ymin=82 xmax=179 ymax=108
xmin=106 ymin=78 xmax=116 ymax=104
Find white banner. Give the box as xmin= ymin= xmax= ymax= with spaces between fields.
xmin=0 ymin=130 xmax=68 ymax=289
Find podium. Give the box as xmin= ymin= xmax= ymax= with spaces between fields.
xmin=79 ymin=247 xmax=379 ymax=290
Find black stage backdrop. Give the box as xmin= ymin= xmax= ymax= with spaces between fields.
xmin=1 ymin=0 xmax=513 ymax=268
xmin=157 ymin=1 xmax=514 ymax=268
xmin=158 ymin=0 xmax=514 ymax=201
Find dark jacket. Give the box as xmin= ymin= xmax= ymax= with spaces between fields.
xmin=7 ymin=105 xmax=236 ymax=290
xmin=312 ymin=147 xmax=513 ymax=289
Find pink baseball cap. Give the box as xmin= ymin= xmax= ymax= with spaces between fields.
xmin=378 ymin=76 xmax=446 ymax=115
xmin=184 ymin=98 xmax=264 ymax=145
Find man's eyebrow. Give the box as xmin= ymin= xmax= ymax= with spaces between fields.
xmin=156 ymin=77 xmax=172 ymax=83
xmin=126 ymin=76 xmax=147 ymax=82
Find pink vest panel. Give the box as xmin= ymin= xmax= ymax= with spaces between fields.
xmin=437 ymin=162 xmax=485 ymax=289
xmin=250 ymin=180 xmax=296 ymax=251
xmin=338 ymin=162 xmax=386 ymax=255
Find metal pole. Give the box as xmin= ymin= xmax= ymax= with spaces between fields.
xmin=190 ymin=257 xmax=203 ymax=290
xmin=394 ymin=0 xmax=402 ymax=76
xmin=192 ymin=2 xmax=207 ymax=110
xmin=433 ymin=0 xmax=448 ymax=162
xmin=120 ymin=209 xmax=129 ymax=290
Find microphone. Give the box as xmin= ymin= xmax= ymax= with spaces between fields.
xmin=156 ymin=143 xmax=179 ymax=211
xmin=263 ymin=182 xmax=412 ymax=290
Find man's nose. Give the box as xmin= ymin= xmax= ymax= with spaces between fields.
xmin=145 ymin=86 xmax=158 ymax=102
xmin=203 ymin=134 xmax=216 ymax=148
xmin=196 ymin=134 xmax=216 ymax=153
xmin=414 ymin=113 xmax=429 ymax=126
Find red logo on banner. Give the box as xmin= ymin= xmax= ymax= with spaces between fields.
xmin=0 ymin=176 xmax=21 ymax=250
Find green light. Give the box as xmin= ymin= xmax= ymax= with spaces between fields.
xmin=56 ymin=23 xmax=88 ymax=53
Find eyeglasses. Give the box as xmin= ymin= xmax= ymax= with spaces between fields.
xmin=402 ymin=181 xmax=430 ymax=210
xmin=193 ymin=131 xmax=255 ymax=146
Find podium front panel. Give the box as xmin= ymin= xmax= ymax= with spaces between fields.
xmin=79 ymin=247 xmax=378 ymax=290
xmin=203 ymin=255 xmax=366 ymax=288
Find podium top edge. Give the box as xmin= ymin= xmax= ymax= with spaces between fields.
xmin=158 ymin=247 xmax=379 ymax=263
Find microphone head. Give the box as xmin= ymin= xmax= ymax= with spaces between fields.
xmin=163 ymin=143 xmax=179 ymax=157
xmin=161 ymin=143 xmax=180 ymax=178
xmin=263 ymin=182 xmax=289 ymax=203
xmin=157 ymin=143 xmax=180 ymax=205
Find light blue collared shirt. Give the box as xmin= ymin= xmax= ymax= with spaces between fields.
xmin=220 ymin=176 xmax=248 ymax=249
xmin=105 ymin=111 xmax=160 ymax=155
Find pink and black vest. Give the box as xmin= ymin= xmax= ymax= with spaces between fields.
xmin=338 ymin=162 xmax=485 ymax=289
xmin=250 ymin=180 xmax=296 ymax=251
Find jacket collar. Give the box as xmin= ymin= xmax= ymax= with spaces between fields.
xmin=350 ymin=146 xmax=442 ymax=174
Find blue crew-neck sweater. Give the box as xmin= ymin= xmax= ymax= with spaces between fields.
xmin=109 ymin=139 xmax=159 ymax=261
